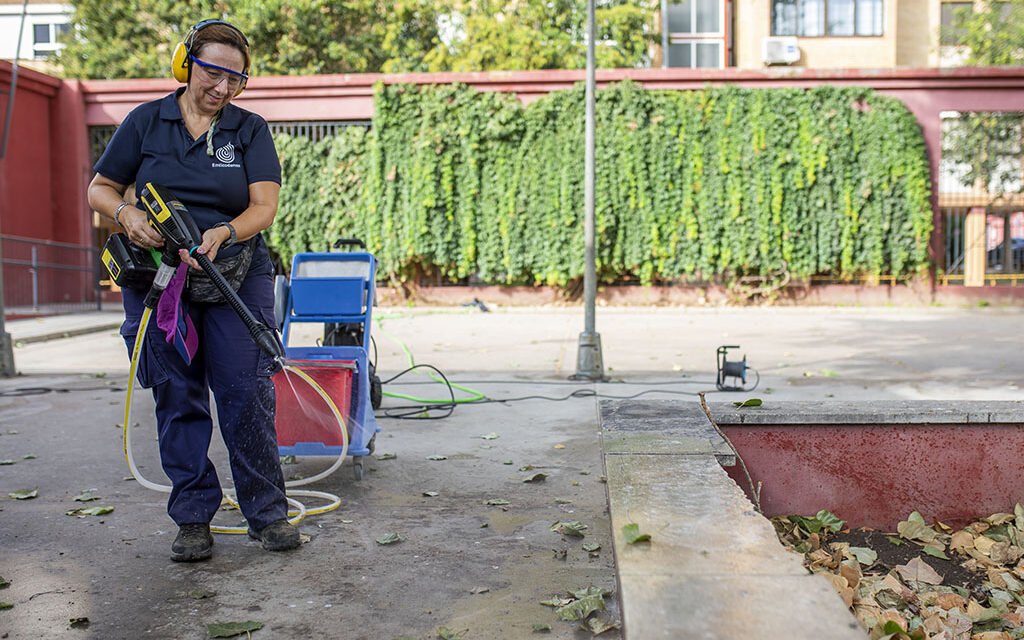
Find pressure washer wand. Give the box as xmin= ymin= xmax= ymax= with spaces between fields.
xmin=138 ymin=182 xmax=285 ymax=361
xmin=191 ymin=250 xmax=285 ymax=360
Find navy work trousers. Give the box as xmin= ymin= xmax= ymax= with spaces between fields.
xmin=121 ymin=268 xmax=288 ymax=531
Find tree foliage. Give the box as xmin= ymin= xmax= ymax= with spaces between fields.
xmin=948 ymin=1 xmax=1024 ymax=67
xmin=941 ymin=2 xmax=1024 ymax=198
xmin=58 ymin=0 xmax=218 ymax=79
xmin=269 ymin=82 xmax=933 ymax=289
xmin=441 ymin=0 xmax=655 ymax=71
xmin=57 ymin=0 xmax=655 ymax=79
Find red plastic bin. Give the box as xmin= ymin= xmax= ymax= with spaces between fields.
xmin=273 ymin=360 xmax=354 ymax=449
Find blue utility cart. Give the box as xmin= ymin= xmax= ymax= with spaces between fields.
xmin=274 ymin=243 xmax=381 ymax=480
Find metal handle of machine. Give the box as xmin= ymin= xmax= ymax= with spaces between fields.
xmin=193 ymin=252 xmax=284 ymax=360
xmin=332 ymin=238 xmax=366 ymax=251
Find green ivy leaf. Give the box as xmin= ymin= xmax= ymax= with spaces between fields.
xmin=848 ymin=546 xmax=877 ymax=566
xmin=733 ymin=398 xmax=762 ymax=408
xmin=550 ymin=521 xmax=588 ymax=537
xmin=8 ymin=488 xmax=37 ymax=500
xmin=65 ymin=506 xmax=114 ymax=517
xmin=376 ymin=532 xmax=402 ymax=545
xmin=622 ymin=523 xmax=651 ymax=544
xmin=206 ymin=620 xmax=263 ymax=638
xmin=897 ymin=511 xmax=938 ymax=543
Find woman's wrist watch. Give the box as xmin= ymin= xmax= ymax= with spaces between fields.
xmin=214 ymin=222 xmax=237 ymax=248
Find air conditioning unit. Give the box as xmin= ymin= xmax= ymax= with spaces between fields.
xmin=762 ymin=37 xmax=800 ymax=65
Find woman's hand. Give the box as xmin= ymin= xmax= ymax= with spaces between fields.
xmin=120 ymin=206 xmax=165 ymax=249
xmin=179 ymin=225 xmax=231 ymax=270
xmin=86 ymin=173 xmax=164 ymax=248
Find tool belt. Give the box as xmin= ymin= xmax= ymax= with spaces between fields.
xmin=187 ymin=239 xmax=254 ymax=303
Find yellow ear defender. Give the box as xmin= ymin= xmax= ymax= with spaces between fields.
xmin=171 ymin=19 xmax=250 ymax=96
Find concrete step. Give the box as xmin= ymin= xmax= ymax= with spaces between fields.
xmin=600 ymin=399 xmax=864 ymax=640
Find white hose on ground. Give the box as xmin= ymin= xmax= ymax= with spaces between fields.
xmin=124 ymin=306 xmax=349 ymax=535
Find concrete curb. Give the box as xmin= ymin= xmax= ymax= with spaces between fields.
xmin=599 ymin=399 xmax=864 ymax=639
xmin=11 ymin=322 xmax=123 ymax=345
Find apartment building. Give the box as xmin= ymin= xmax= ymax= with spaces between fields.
xmin=0 ymin=0 xmax=71 ymax=63
xmin=658 ymin=0 xmax=982 ymax=69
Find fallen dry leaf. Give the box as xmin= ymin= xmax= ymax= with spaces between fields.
xmin=877 ymin=609 xmax=906 ymax=629
xmin=985 ymin=513 xmax=1015 ymax=526
xmin=986 ymin=568 xmax=1008 ymax=589
xmin=895 ymin=557 xmax=943 ymax=585
xmin=808 ymin=548 xmax=836 ymax=571
xmin=988 ymin=541 xmax=1013 ymax=564
xmin=922 ymin=613 xmax=946 ymax=635
xmin=881 ymin=574 xmax=905 ymax=593
xmin=839 ymin=560 xmax=862 ymax=591
xmin=975 ymin=536 xmax=997 ymax=556
xmin=967 ymin=548 xmax=1001 ymax=568
xmin=966 ymin=599 xmax=1002 ymax=623
xmin=970 ymin=631 xmax=1010 ymax=640
xmin=935 ymin=592 xmax=967 ymax=610
xmin=853 ymin=602 xmax=883 ymax=628
xmin=825 ymin=573 xmax=855 ymax=607
xmin=950 ymin=530 xmax=975 ymax=552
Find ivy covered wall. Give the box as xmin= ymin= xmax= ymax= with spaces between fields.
xmin=268 ymin=81 xmax=933 ymax=288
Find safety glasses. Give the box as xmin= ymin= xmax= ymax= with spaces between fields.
xmin=189 ymin=54 xmax=248 ymax=90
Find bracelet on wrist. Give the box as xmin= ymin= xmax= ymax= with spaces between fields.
xmin=113 ymin=201 xmax=130 ymax=228
xmin=214 ymin=222 xmax=237 ymax=248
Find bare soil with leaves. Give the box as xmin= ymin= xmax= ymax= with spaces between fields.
xmin=773 ymin=507 xmax=1024 ymax=639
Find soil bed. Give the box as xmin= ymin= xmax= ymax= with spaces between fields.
xmin=773 ymin=509 xmax=1024 ymax=639
xmin=833 ymin=530 xmax=988 ymax=594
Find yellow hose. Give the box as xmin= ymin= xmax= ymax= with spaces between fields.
xmin=124 ymin=306 xmax=348 ymax=534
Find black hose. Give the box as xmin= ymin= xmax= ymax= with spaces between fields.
xmin=194 ymin=253 xmax=284 ymax=359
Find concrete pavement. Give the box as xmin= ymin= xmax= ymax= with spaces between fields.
xmin=1 ymin=304 xmax=1022 ymax=639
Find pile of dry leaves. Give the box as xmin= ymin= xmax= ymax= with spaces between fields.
xmin=772 ymin=506 xmax=1024 ymax=639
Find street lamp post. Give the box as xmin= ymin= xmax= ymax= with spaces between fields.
xmin=572 ymin=0 xmax=606 ymax=382
xmin=0 ymin=0 xmax=29 ymax=377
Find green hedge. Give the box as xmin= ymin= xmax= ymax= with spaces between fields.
xmin=270 ymin=81 xmax=933 ymax=287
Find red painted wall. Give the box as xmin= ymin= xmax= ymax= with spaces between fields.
xmin=722 ymin=423 xmax=1024 ymax=530
xmin=1 ymin=64 xmax=96 ymax=310
xmin=0 ymin=63 xmax=61 ymax=240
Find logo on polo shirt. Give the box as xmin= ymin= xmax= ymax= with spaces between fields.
xmin=212 ymin=143 xmax=241 ymax=168
xmin=216 ymin=143 xmax=235 ymax=163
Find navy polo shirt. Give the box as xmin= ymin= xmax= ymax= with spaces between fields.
xmin=94 ymin=88 xmax=281 ymax=270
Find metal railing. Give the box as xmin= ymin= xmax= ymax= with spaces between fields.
xmin=940 ymin=207 xmax=1024 ymax=277
xmin=1 ymin=235 xmax=102 ymax=315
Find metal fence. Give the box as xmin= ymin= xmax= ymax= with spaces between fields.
xmin=88 ymin=120 xmax=370 ymax=162
xmin=939 ymin=111 xmax=1024 ymax=282
xmin=1 ymin=235 xmax=102 ymax=315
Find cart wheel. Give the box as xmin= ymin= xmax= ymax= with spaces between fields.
xmin=366 ymin=433 xmax=376 ymax=455
xmin=353 ymin=458 xmax=364 ymax=481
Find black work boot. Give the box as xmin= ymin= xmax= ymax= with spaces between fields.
xmin=247 ymin=519 xmax=301 ymax=551
xmin=171 ymin=523 xmax=213 ymax=562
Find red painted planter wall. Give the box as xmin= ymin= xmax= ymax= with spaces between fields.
xmin=722 ymin=423 xmax=1024 ymax=530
